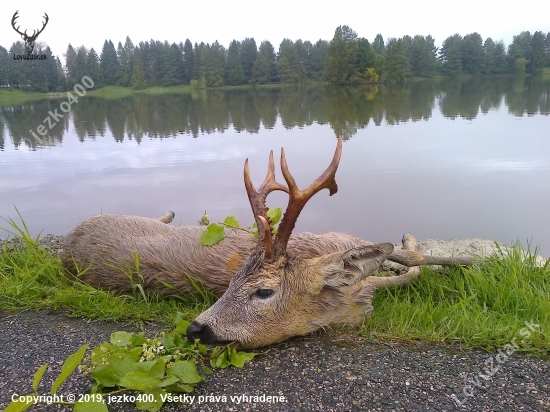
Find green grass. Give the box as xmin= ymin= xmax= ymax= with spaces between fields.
xmin=1 ymin=216 xmax=548 ymax=356
xmin=542 ymin=67 xmax=550 ymax=77
xmin=86 ymin=85 xmax=194 ymax=98
xmin=0 ymin=88 xmax=57 ymax=106
xmin=0 ymin=216 xmax=212 ymax=326
xmin=361 ymin=245 xmax=549 ymax=357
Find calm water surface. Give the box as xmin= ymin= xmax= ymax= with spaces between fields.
xmin=1 ymin=77 xmax=549 ymax=255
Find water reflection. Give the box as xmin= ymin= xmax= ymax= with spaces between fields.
xmin=0 ymin=77 xmax=548 ymax=151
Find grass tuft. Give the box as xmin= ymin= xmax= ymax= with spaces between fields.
xmin=0 ymin=216 xmax=211 ymax=325
xmin=361 ymin=242 xmax=549 ymax=356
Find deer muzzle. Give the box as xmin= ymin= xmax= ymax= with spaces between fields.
xmin=186 ymin=321 xmax=230 ymax=345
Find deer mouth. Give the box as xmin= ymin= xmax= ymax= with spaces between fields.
xmin=186 ymin=321 xmax=233 ymax=346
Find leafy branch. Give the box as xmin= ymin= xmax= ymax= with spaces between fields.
xmin=6 ymin=312 xmax=257 ymax=412
xmin=199 ymin=208 xmax=282 ymax=246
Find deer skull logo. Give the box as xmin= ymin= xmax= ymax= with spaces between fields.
xmin=11 ymin=11 xmax=49 ymax=54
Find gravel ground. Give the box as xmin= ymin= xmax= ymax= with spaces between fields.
xmin=1 ymin=310 xmax=549 ymax=412
xmin=1 ymin=236 xmax=549 ymax=411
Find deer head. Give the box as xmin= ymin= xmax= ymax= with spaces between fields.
xmin=11 ymin=11 xmax=49 ymax=54
xmin=187 ymin=138 xmax=399 ymax=348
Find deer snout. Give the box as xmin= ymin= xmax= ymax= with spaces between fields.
xmin=186 ymin=321 xmax=227 ymax=345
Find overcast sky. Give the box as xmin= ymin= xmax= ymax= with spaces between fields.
xmin=2 ymin=0 xmax=549 ymax=61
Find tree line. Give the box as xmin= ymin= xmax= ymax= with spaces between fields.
xmin=1 ymin=26 xmax=549 ymax=92
xmin=3 ymin=76 xmax=548 ymax=150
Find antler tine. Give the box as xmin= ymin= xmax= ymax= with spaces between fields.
xmin=272 ymin=136 xmax=343 ymax=258
xmin=244 ymin=151 xmax=289 ymax=247
xmin=37 ymin=13 xmax=49 ymax=36
xmin=11 ymin=11 xmax=25 ymax=36
xmin=257 ymin=216 xmax=273 ymax=260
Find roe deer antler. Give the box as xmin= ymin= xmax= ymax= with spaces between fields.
xmin=244 ymin=150 xmax=289 ymax=258
xmin=244 ymin=137 xmax=343 ymax=263
xmin=273 ymin=136 xmax=342 ymax=260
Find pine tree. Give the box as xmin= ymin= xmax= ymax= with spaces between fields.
xmin=529 ymin=31 xmax=547 ymax=74
xmin=117 ymin=37 xmax=134 ymax=86
xmin=440 ymin=34 xmax=463 ymax=76
xmin=100 ymin=40 xmax=120 ymax=85
xmin=385 ymin=38 xmax=409 ymax=83
xmin=372 ymin=34 xmax=386 ymax=55
xmin=240 ymin=38 xmax=257 ymax=82
xmin=182 ymin=39 xmax=194 ymax=83
xmin=277 ymin=39 xmax=301 ymax=83
xmin=65 ymin=44 xmax=77 ymax=82
xmin=131 ymin=49 xmax=147 ymax=89
xmin=461 ymin=32 xmax=485 ymax=75
xmin=86 ymin=48 xmax=103 ymax=88
xmin=483 ymin=38 xmax=506 ymax=74
xmin=409 ymin=35 xmax=437 ymax=77
xmin=226 ymin=40 xmax=244 ymax=85
xmin=324 ymin=26 xmax=360 ymax=84
xmin=251 ymin=40 xmax=276 ymax=84
xmin=444 ymin=42 xmax=462 ymax=76
xmin=161 ymin=43 xmax=184 ymax=86
xmin=73 ymin=47 xmax=88 ymax=84
xmin=308 ymin=40 xmax=329 ymax=80
xmin=0 ymin=46 xmax=9 ymax=87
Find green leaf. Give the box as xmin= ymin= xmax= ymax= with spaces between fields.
xmin=90 ymin=382 xmax=104 ymax=394
xmin=135 ymin=388 xmax=166 ymax=412
xmin=92 ymin=355 xmax=136 ymax=387
xmin=199 ymin=223 xmax=225 ymax=246
xmin=162 ymin=331 xmax=186 ymax=351
xmin=164 ymin=382 xmax=196 ymax=393
xmin=267 ymin=208 xmax=282 ymax=226
xmin=129 ymin=346 xmax=144 ymax=361
xmin=167 ymin=360 xmax=203 ymax=383
xmin=3 ymin=396 xmax=35 ymax=412
xmin=223 ymin=215 xmax=240 ymax=228
xmin=161 ymin=334 xmax=176 ymax=351
xmin=197 ymin=342 xmax=207 ymax=355
xmin=211 ymin=349 xmax=231 ymax=368
xmin=73 ymin=399 xmax=109 ymax=412
xmin=110 ymin=331 xmax=134 ymax=346
xmin=134 ymin=358 xmax=165 ymax=379
xmin=159 ymin=375 xmax=180 ymax=387
xmin=174 ymin=319 xmax=191 ymax=334
xmin=173 ymin=312 xmax=184 ymax=324
xmin=51 ymin=344 xmax=88 ymax=394
xmin=32 ymin=364 xmax=48 ymax=392
xmin=131 ymin=333 xmax=146 ymax=347
xmin=119 ymin=371 xmax=163 ymax=390
xmin=229 ymin=349 xmax=248 ymax=368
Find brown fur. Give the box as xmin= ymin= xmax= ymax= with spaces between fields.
xmin=59 ymin=214 xmax=373 ymax=298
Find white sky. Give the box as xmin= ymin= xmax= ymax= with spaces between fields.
xmin=1 ymin=0 xmax=549 ymax=61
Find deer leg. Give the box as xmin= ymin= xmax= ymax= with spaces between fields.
xmin=388 ymin=250 xmax=472 ymax=267
xmin=387 ymin=233 xmax=472 ymax=267
xmin=366 ymin=234 xmax=421 ymax=288
xmin=156 ymin=211 xmax=175 ymax=224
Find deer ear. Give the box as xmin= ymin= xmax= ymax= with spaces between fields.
xmin=309 ymin=243 xmax=394 ymax=290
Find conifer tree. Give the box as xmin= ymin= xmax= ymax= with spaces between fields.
xmin=251 ymin=40 xmax=276 ymax=84
xmin=100 ymin=40 xmax=120 ymax=85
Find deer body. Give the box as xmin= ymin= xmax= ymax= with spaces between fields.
xmin=61 ymin=137 xmax=471 ymax=348
xmin=59 ymin=214 xmax=377 ymax=298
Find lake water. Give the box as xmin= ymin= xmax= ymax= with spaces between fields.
xmin=1 ymin=77 xmax=549 ymax=256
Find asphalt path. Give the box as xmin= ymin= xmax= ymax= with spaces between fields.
xmin=1 ymin=310 xmax=549 ymax=411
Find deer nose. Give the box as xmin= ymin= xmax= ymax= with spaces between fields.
xmin=186 ymin=321 xmax=205 ymax=342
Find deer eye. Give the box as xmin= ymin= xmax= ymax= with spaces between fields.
xmin=254 ymin=289 xmax=274 ymax=299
